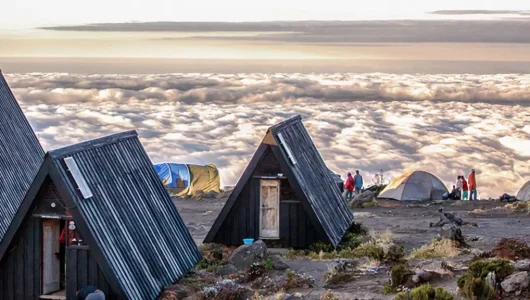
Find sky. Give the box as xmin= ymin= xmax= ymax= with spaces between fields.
xmin=1 ymin=2 xmax=529 ymax=198
xmin=2 ymin=0 xmax=530 ymax=28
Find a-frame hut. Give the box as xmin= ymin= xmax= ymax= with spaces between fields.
xmin=204 ymin=115 xmax=353 ymax=249
xmin=0 ymin=70 xmax=45 ymax=245
xmin=0 ymin=131 xmax=201 ymax=300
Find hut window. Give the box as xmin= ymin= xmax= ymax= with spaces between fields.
xmin=277 ymin=133 xmax=297 ymax=165
xmin=64 ymin=157 xmax=93 ymax=199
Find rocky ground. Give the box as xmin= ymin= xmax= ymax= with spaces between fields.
xmin=171 ymin=196 xmax=530 ymax=299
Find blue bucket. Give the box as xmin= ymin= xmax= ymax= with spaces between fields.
xmin=243 ymin=238 xmax=254 ymax=245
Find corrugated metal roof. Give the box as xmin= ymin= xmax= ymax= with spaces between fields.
xmin=270 ymin=115 xmax=354 ymax=246
xmin=49 ymin=130 xmax=201 ymax=300
xmin=0 ymin=72 xmax=44 ymax=242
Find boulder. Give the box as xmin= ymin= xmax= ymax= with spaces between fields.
xmin=215 ymin=264 xmax=238 ymax=276
xmin=501 ymin=271 xmax=530 ymax=293
xmin=412 ymin=269 xmax=433 ymax=284
xmin=228 ymin=240 xmax=267 ymax=271
xmin=515 ymin=260 xmax=530 ymax=271
xmin=438 ymin=224 xmax=466 ymax=246
xmin=351 ymin=191 xmax=376 ymax=207
xmin=273 ymin=260 xmax=290 ymax=271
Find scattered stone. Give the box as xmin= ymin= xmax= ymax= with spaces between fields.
xmin=215 ymin=264 xmax=238 ymax=276
xmin=501 ymin=271 xmax=530 ymax=293
xmin=272 ymin=260 xmax=290 ymax=271
xmin=159 ymin=284 xmax=190 ymax=299
xmin=202 ymin=210 xmax=213 ymax=216
xmin=418 ymin=260 xmax=455 ymax=278
xmin=228 ymin=240 xmax=267 ymax=271
xmin=200 ymin=279 xmax=254 ymax=299
xmin=515 ymin=260 xmax=530 ymax=271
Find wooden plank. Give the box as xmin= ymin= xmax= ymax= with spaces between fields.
xmin=97 ymin=265 xmax=110 ymax=296
xmin=88 ymin=250 xmax=99 ymax=286
xmin=78 ymin=249 xmax=89 ymax=288
xmin=6 ymin=244 xmax=13 ymax=299
xmin=0 ymin=257 xmax=3 ymax=300
xmin=15 ymin=230 xmax=25 ymax=300
xmin=248 ymin=179 xmax=256 ymax=238
xmin=290 ymin=204 xmax=298 ymax=247
xmin=34 ymin=219 xmax=42 ymax=298
xmin=297 ymin=205 xmax=306 ymax=248
xmin=279 ymin=203 xmax=289 ymax=248
xmin=66 ymin=248 xmax=77 ymax=300
xmin=25 ymin=218 xmax=35 ymax=299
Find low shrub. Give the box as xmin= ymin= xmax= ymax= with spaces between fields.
xmin=394 ymin=284 xmax=454 ymax=300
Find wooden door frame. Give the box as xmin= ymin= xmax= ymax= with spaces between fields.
xmin=259 ymin=179 xmax=280 ymax=239
xmin=41 ymin=218 xmax=62 ymax=295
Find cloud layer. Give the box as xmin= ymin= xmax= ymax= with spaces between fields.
xmin=40 ymin=20 xmax=530 ymax=44
xmin=6 ymin=73 xmax=530 ymax=198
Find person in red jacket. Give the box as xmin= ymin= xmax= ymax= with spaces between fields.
xmin=460 ymin=175 xmax=469 ymax=200
xmin=468 ymin=169 xmax=478 ymax=201
xmin=344 ymin=172 xmax=355 ymax=202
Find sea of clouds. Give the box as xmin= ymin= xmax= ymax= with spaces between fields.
xmin=6 ymin=73 xmax=530 ymax=198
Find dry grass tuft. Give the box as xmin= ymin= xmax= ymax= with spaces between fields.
xmin=409 ymin=239 xmax=461 ymax=260
xmin=505 ymin=202 xmax=530 ymax=213
xmin=321 ymin=290 xmax=341 ymax=300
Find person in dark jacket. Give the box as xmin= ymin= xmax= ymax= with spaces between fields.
xmin=344 ymin=172 xmax=355 ymax=202
xmin=77 ymin=286 xmax=105 ymax=300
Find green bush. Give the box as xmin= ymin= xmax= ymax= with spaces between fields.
xmin=386 ymin=244 xmax=406 ymax=263
xmin=457 ymin=259 xmax=513 ymax=300
xmin=352 ymin=243 xmax=385 ymax=261
xmin=394 ymin=284 xmax=454 ymax=300
xmin=390 ymin=264 xmax=414 ymax=287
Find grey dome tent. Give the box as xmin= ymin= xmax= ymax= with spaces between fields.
xmin=517 ymin=181 xmax=530 ymax=201
xmin=378 ymin=170 xmax=448 ymax=201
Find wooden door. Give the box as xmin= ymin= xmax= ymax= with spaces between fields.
xmin=42 ymin=219 xmax=61 ymax=294
xmin=260 ymin=180 xmax=280 ymax=239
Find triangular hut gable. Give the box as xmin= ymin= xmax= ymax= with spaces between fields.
xmin=205 ymin=115 xmax=353 ymax=248
xmin=0 ymin=71 xmax=45 ymax=243
xmin=0 ymin=131 xmax=201 ymax=300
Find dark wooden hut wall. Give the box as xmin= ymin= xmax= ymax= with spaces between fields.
xmin=66 ymin=246 xmax=119 ymax=300
xmin=211 ymin=146 xmax=323 ymax=248
xmin=0 ymin=216 xmax=41 ymax=300
xmin=32 ymin=177 xmax=67 ymax=217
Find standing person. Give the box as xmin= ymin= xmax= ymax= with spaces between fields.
xmin=455 ymin=176 xmax=462 ymax=199
xmin=344 ymin=172 xmax=354 ymax=202
xmin=461 ymin=175 xmax=469 ymax=200
xmin=354 ymin=170 xmax=364 ymax=197
xmin=468 ymin=169 xmax=478 ymax=201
